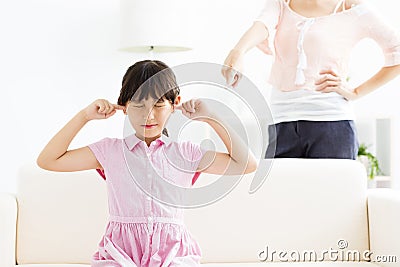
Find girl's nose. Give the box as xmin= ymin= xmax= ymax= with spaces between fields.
xmin=144 ymin=107 xmax=155 ymax=120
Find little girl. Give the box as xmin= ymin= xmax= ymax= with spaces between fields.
xmin=37 ymin=60 xmax=257 ymax=266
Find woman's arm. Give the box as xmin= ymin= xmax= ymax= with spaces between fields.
xmin=222 ymin=0 xmax=283 ymax=87
xmin=315 ymin=65 xmax=400 ymax=100
xmin=230 ymin=21 xmax=269 ymax=55
xmin=37 ymin=99 xmax=124 ymax=172
xmin=222 ymin=22 xmax=269 ymax=87
xmin=316 ymin=0 xmax=400 ymax=99
xmin=353 ymin=65 xmax=400 ymax=98
xmin=177 ymin=99 xmax=257 ymax=175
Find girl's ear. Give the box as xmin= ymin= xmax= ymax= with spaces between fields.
xmin=173 ymin=96 xmax=181 ymax=112
xmin=174 ymin=96 xmax=181 ymax=106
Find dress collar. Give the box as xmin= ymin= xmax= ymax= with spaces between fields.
xmin=124 ymin=134 xmax=171 ymax=151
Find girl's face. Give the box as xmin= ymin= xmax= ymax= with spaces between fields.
xmin=126 ymin=96 xmax=181 ymax=141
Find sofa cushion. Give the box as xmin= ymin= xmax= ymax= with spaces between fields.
xmin=16 ymin=166 xmax=108 ymax=265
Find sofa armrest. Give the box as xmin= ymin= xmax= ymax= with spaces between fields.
xmin=0 ymin=193 xmax=17 ymax=267
xmin=368 ymin=189 xmax=400 ymax=267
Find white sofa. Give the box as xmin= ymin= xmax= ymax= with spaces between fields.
xmin=1 ymin=159 xmax=399 ymax=267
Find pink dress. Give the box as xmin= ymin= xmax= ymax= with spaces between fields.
xmin=88 ymin=134 xmax=205 ymax=267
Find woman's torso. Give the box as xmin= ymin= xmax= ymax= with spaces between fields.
xmin=267 ymin=0 xmax=368 ymax=123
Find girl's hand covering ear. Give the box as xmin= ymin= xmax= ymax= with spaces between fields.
xmin=175 ymin=99 xmax=212 ymax=122
xmin=83 ymin=99 xmax=126 ymax=121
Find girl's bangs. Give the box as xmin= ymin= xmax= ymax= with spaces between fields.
xmin=130 ymin=74 xmax=178 ymax=103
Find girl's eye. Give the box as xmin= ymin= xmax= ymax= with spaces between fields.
xmin=155 ymin=105 xmax=166 ymax=108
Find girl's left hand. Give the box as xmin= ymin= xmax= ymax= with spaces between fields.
xmin=175 ymin=99 xmax=212 ymax=122
xmin=315 ymin=70 xmax=358 ymax=101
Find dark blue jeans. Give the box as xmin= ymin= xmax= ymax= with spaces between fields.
xmin=265 ymin=120 xmax=359 ymax=159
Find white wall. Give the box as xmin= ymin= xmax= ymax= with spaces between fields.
xmin=0 ymin=0 xmax=399 ymax=193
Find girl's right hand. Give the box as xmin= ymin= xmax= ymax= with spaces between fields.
xmin=221 ymin=49 xmax=244 ymax=88
xmin=83 ymin=99 xmax=125 ymax=121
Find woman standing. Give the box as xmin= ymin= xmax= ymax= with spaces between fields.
xmin=222 ymin=0 xmax=400 ymax=159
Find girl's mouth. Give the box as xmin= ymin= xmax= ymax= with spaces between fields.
xmin=143 ymin=124 xmax=158 ymax=129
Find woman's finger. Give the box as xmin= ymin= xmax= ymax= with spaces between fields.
xmin=227 ymin=69 xmax=236 ymax=86
xmin=316 ymin=80 xmax=340 ymax=91
xmin=315 ymin=74 xmax=340 ymax=85
xmin=221 ymin=65 xmax=229 ymax=82
xmin=231 ymin=72 xmax=242 ymax=88
xmin=319 ymin=69 xmax=338 ymax=76
xmin=318 ymin=86 xmax=337 ymax=93
xmin=222 ymin=64 xmax=238 ymax=87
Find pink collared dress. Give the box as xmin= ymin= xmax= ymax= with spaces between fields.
xmin=88 ymin=134 xmax=205 ymax=267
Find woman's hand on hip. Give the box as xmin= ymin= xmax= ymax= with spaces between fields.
xmin=315 ymin=70 xmax=358 ymax=101
xmin=221 ymin=49 xmax=244 ymax=88
xmin=83 ymin=99 xmax=126 ymax=121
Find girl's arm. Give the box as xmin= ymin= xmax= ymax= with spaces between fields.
xmin=177 ymin=99 xmax=257 ymax=175
xmin=221 ymin=22 xmax=269 ymax=87
xmin=37 ymin=99 xmax=124 ymax=172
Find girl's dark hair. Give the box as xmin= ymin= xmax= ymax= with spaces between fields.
xmin=118 ymin=60 xmax=180 ymax=106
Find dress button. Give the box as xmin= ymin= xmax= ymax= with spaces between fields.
xmin=147 ymin=196 xmax=151 ymax=201
xmin=148 ymin=216 xmax=153 ymax=221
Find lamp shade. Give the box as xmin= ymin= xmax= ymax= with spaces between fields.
xmin=120 ymin=0 xmax=192 ymax=52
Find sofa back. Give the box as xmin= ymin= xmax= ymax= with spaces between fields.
xmin=16 ymin=159 xmax=369 ymax=264
xmin=185 ymin=159 xmax=369 ymax=263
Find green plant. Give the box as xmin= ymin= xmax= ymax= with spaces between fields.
xmin=357 ymin=143 xmax=382 ymax=179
